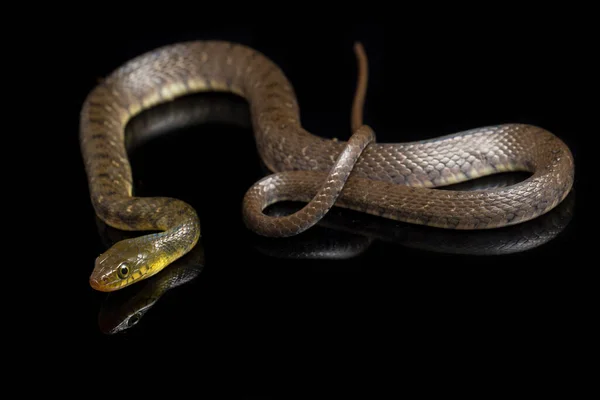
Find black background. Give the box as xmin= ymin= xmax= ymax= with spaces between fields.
xmin=42 ymin=17 xmax=593 ymax=376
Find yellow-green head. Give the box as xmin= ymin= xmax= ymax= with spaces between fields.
xmin=90 ymin=236 xmax=169 ymax=292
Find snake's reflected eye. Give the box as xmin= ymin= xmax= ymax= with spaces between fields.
xmin=128 ymin=313 xmax=141 ymax=327
xmin=117 ymin=263 xmax=130 ymax=279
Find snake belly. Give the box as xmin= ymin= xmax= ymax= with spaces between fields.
xmin=80 ymin=40 xmax=575 ymax=291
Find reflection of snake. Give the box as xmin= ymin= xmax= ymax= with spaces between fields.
xmin=256 ymin=188 xmax=575 ymax=258
xmin=81 ymin=40 xmax=575 ymax=291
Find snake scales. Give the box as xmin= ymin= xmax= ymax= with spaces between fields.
xmin=80 ymin=40 xmax=575 ymax=292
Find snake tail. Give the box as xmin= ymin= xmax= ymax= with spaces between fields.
xmin=242 ymin=125 xmax=375 ymax=236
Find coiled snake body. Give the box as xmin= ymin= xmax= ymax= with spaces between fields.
xmin=80 ymin=40 xmax=575 ymax=291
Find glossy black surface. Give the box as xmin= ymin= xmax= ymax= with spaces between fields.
xmin=60 ymin=24 xmax=589 ymax=363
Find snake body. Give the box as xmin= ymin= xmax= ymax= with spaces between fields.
xmin=81 ymin=40 xmax=574 ymax=291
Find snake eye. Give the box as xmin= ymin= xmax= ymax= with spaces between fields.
xmin=117 ymin=262 xmax=130 ymax=279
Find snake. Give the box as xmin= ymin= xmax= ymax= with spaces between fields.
xmin=80 ymin=40 xmax=575 ymax=292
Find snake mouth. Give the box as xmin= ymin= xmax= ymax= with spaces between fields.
xmin=89 ymin=274 xmax=116 ymax=292
xmin=90 ymin=276 xmax=106 ymax=291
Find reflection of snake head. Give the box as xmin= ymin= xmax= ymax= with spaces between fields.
xmin=97 ymin=262 xmax=203 ymax=334
xmin=99 ymin=305 xmax=152 ymax=335
xmin=90 ymin=237 xmax=157 ymax=292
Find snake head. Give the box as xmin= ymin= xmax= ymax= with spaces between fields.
xmin=90 ymin=237 xmax=153 ymax=292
